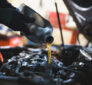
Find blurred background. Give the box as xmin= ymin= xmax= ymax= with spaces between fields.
xmin=0 ymin=0 xmax=88 ymax=48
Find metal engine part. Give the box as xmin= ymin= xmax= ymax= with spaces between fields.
xmin=0 ymin=46 xmax=92 ymax=85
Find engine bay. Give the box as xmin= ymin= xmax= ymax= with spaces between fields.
xmin=0 ymin=45 xmax=92 ymax=85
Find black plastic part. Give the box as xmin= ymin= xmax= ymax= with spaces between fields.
xmin=45 ymin=35 xmax=54 ymax=43
xmin=63 ymin=0 xmax=92 ymax=42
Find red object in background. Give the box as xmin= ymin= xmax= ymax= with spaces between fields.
xmin=70 ymin=30 xmax=78 ymax=44
xmin=9 ymin=36 xmax=22 ymax=47
xmin=49 ymin=12 xmax=78 ymax=44
xmin=0 ymin=52 xmax=3 ymax=63
xmin=49 ymin=12 xmax=66 ymax=28
xmin=0 ymin=36 xmax=22 ymax=47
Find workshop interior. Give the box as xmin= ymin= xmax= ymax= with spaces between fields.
xmin=0 ymin=0 xmax=92 ymax=85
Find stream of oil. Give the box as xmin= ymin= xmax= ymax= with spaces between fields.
xmin=46 ymin=43 xmax=51 ymax=64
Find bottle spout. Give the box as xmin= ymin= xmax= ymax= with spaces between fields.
xmin=45 ymin=35 xmax=54 ymax=43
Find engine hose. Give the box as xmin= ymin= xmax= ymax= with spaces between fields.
xmin=0 ymin=75 xmax=18 ymax=80
xmin=25 ymin=75 xmax=56 ymax=85
xmin=63 ymin=72 xmax=78 ymax=85
xmin=63 ymin=79 xmax=76 ymax=85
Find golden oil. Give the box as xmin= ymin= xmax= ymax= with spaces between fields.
xmin=46 ymin=43 xmax=51 ymax=64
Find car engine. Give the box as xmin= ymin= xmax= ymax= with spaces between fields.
xmin=0 ymin=45 xmax=92 ymax=85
